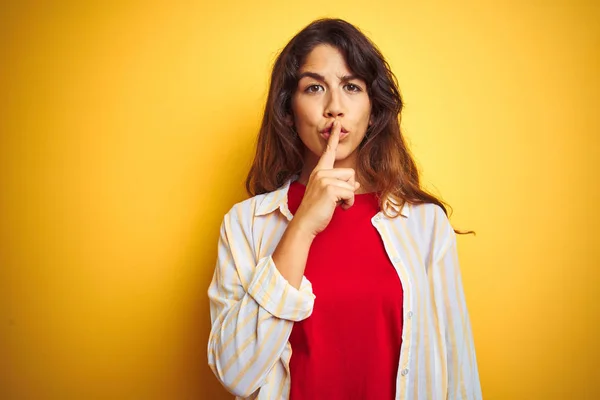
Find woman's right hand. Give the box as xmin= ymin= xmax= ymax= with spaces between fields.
xmin=291 ymin=120 xmax=361 ymax=238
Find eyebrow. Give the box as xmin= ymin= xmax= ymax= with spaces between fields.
xmin=297 ymin=71 xmax=360 ymax=83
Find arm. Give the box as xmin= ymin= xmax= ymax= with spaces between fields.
xmin=208 ymin=121 xmax=357 ymax=396
xmin=430 ymin=210 xmax=482 ymax=400
xmin=272 ymin=218 xmax=315 ymax=289
xmin=207 ymin=207 xmax=315 ymax=397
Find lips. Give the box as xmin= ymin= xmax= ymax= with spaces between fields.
xmin=320 ymin=122 xmax=349 ymax=134
xmin=320 ymin=129 xmax=349 ymax=141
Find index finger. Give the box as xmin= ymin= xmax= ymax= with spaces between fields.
xmin=315 ymin=120 xmax=341 ymax=171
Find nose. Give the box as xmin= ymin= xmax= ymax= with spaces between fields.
xmin=324 ymin=90 xmax=345 ymax=118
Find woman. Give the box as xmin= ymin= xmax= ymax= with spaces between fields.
xmin=208 ymin=18 xmax=482 ymax=400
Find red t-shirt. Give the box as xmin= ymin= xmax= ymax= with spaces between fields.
xmin=287 ymin=181 xmax=404 ymax=400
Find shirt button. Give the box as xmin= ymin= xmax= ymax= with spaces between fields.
xmin=407 ymin=311 xmax=413 ymax=319
xmin=401 ymin=369 xmax=409 ymax=376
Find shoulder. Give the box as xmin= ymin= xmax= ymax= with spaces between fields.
xmin=221 ymin=191 xmax=276 ymax=228
xmin=223 ymin=194 xmax=264 ymax=221
xmin=221 ymin=179 xmax=291 ymax=233
xmin=391 ymin=202 xmax=455 ymax=258
xmin=403 ymin=202 xmax=452 ymax=233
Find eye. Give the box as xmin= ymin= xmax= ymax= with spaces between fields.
xmin=344 ymin=83 xmax=362 ymax=93
xmin=305 ymin=84 xmax=324 ymax=93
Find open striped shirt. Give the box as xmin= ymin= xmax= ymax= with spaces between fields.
xmin=207 ymin=177 xmax=482 ymax=399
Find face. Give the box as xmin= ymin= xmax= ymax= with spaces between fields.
xmin=290 ymin=44 xmax=372 ymax=168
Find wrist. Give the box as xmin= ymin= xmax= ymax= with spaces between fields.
xmin=287 ymin=218 xmax=316 ymax=243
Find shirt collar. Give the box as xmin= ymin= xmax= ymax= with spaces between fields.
xmin=255 ymin=175 xmax=410 ymax=218
xmin=386 ymin=194 xmax=410 ymax=218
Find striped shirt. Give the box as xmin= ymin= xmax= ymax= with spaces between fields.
xmin=207 ymin=177 xmax=482 ymax=399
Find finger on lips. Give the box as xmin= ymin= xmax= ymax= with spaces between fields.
xmin=316 ymin=120 xmax=341 ymax=170
xmin=311 ymin=120 xmax=359 ymax=208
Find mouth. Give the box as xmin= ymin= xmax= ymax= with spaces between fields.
xmin=320 ymin=122 xmax=349 ymax=140
xmin=320 ymin=122 xmax=349 ymax=134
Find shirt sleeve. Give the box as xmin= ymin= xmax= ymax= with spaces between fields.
xmin=207 ymin=206 xmax=315 ymax=397
xmin=430 ymin=210 xmax=483 ymax=400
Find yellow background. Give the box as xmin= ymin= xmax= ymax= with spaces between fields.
xmin=1 ymin=1 xmax=598 ymax=399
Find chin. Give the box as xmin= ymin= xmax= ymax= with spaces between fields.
xmin=334 ymin=147 xmax=356 ymax=161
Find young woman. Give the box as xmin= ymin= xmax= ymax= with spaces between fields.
xmin=208 ymin=18 xmax=482 ymax=400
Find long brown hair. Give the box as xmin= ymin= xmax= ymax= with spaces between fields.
xmin=246 ymin=18 xmax=472 ymax=234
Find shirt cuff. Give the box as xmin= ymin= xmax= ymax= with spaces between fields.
xmin=247 ymin=255 xmax=315 ymax=321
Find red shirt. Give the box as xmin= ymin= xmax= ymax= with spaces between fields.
xmin=287 ymin=181 xmax=404 ymax=400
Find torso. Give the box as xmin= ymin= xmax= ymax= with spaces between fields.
xmin=287 ymin=181 xmax=404 ymax=400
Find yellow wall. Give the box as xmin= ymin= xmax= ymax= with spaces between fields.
xmin=1 ymin=1 xmax=598 ymax=399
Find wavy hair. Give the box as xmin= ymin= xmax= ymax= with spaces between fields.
xmin=246 ymin=18 xmax=472 ymax=234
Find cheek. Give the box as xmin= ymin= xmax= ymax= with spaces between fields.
xmin=355 ymin=102 xmax=371 ymax=128
xmin=297 ymin=110 xmax=314 ymax=127
xmin=293 ymin=99 xmax=321 ymax=126
xmin=361 ymin=99 xmax=372 ymax=119
xmin=349 ymin=95 xmax=370 ymax=116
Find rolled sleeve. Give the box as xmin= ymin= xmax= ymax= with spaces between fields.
xmin=247 ymin=255 xmax=315 ymax=321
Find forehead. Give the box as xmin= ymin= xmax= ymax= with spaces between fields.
xmin=299 ymin=44 xmax=351 ymax=75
